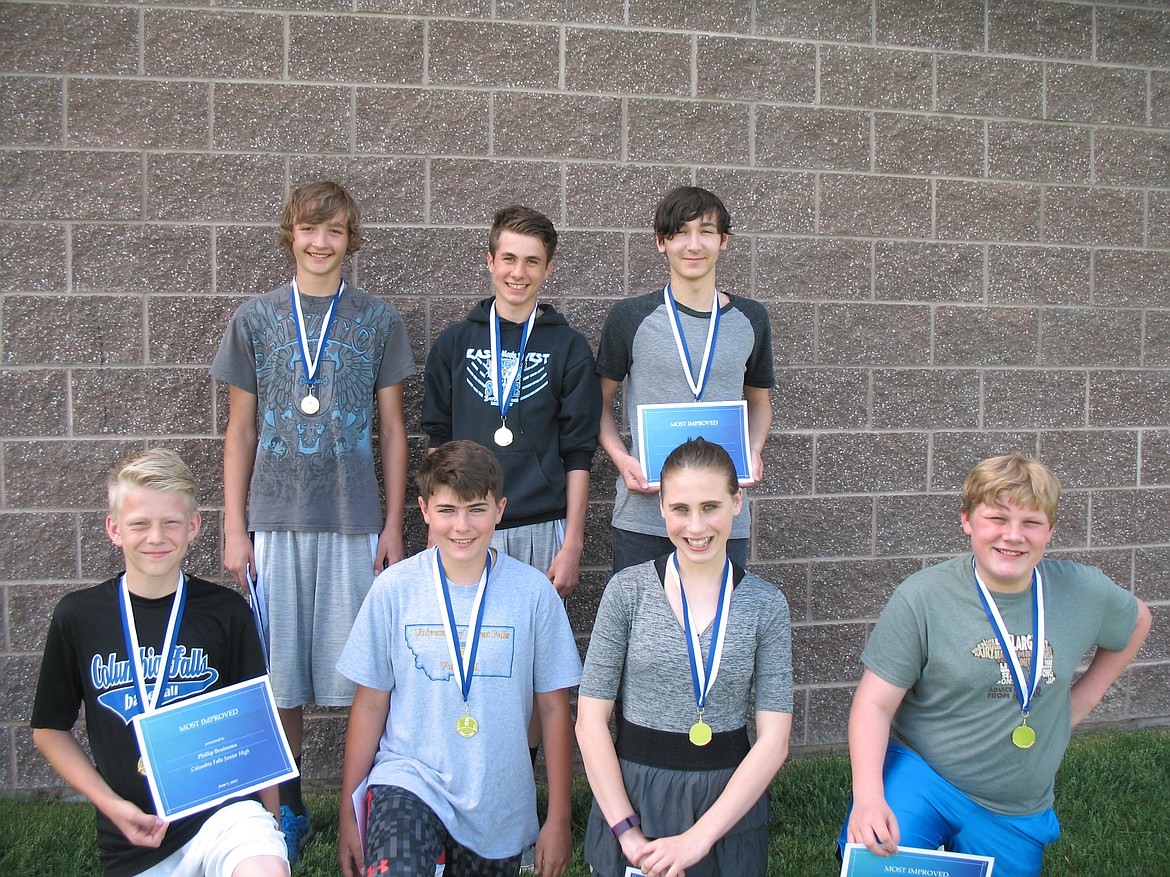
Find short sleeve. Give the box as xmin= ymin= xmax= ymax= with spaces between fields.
xmin=578 ymin=575 xmax=634 ymax=701
xmin=1086 ymin=567 xmax=1141 ymax=653
xmin=738 ymin=298 xmax=775 ymax=389
xmin=30 ymin=602 xmax=84 ymax=730
xmin=531 ymin=581 xmax=583 ymax=694
xmin=860 ymin=586 xmax=926 ymax=690
xmin=337 ymin=581 xmax=396 ymax=693
xmin=210 ymin=303 xmax=261 ymax=393
xmin=375 ymin=304 xmax=418 ymax=389
xmin=751 ymin=586 xmax=793 ymax=713
xmin=595 ymin=300 xmax=635 ymax=383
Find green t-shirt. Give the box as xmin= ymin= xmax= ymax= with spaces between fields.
xmin=863 ymin=554 xmax=1139 ymax=816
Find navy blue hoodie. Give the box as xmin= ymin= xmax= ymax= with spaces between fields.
xmin=422 ymin=298 xmax=601 ymax=527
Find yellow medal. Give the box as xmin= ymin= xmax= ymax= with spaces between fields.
xmin=689 ymin=720 xmax=712 ymax=747
xmin=456 ymin=711 xmax=479 ymax=738
xmin=1012 ymin=719 xmax=1036 ymax=749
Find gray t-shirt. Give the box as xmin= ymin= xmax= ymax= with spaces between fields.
xmin=336 ymin=549 xmax=582 ymax=859
xmin=211 ymin=283 xmax=416 ymax=533
xmin=596 ymin=290 xmax=774 ymax=539
xmin=579 ymin=557 xmax=793 ymax=732
xmin=863 ymin=554 xmax=1139 ymax=816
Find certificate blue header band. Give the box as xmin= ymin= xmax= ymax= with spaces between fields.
xmin=134 ymin=675 xmax=297 ymax=821
xmin=636 ymin=400 xmax=751 ymax=486
xmin=840 ymin=843 xmax=994 ymax=877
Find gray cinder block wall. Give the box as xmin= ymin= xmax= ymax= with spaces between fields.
xmin=2 ymin=0 xmax=1169 ymax=793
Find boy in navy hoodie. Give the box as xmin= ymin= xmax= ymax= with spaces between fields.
xmin=422 ymin=204 xmax=600 ymax=599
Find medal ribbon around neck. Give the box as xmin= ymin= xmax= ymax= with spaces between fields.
xmin=663 ymin=284 xmax=721 ymax=402
xmin=118 ymin=573 xmax=188 ymax=718
xmin=432 ymin=548 xmax=493 ymax=708
xmin=488 ymin=301 xmax=539 ymax=421
xmin=973 ymin=559 xmax=1046 ymax=720
xmin=668 ymin=553 xmax=734 ymax=717
xmin=290 ymin=277 xmax=345 ymax=397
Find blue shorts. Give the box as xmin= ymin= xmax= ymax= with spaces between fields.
xmin=839 ymin=744 xmax=1061 ymax=877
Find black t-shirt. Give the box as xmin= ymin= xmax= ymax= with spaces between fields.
xmin=31 ymin=574 xmax=267 ymax=877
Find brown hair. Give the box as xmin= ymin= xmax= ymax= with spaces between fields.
xmin=660 ymin=437 xmax=740 ymax=496
xmin=653 ymin=186 xmax=732 ymax=241
xmin=417 ymin=441 xmax=505 ymax=502
xmin=279 ymin=180 xmax=364 ymax=261
xmin=488 ymin=204 xmax=558 ymax=261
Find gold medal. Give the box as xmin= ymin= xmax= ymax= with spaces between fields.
xmin=1012 ymin=722 xmax=1036 ymax=749
xmin=456 ymin=712 xmax=479 ymax=738
xmin=494 ymin=425 xmax=513 ymax=446
xmin=300 ymin=391 xmax=320 ymax=415
xmin=689 ymin=720 xmax=712 ymax=747
xmin=137 ymin=757 xmax=146 ymax=775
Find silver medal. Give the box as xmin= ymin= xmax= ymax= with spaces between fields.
xmin=494 ymin=426 xmax=514 ymax=446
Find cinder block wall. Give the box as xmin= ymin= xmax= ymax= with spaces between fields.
xmin=3 ymin=0 xmax=1169 ymax=793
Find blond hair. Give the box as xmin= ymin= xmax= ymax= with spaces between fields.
xmin=961 ymin=454 xmax=1061 ymax=525
xmin=108 ymin=448 xmax=198 ymax=517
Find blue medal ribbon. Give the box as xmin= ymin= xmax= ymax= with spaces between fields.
xmin=118 ymin=573 xmax=188 ymax=718
xmin=290 ymin=277 xmax=345 ymax=398
xmin=663 ymin=284 xmax=721 ymax=402
xmin=432 ymin=548 xmax=493 ymax=705
xmin=973 ymin=559 xmax=1046 ymax=717
xmin=670 ymin=553 xmax=734 ymax=713
xmin=488 ymin=301 xmax=539 ymax=422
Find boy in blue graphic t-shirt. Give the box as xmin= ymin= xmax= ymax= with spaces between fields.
xmin=211 ymin=181 xmax=416 ymax=863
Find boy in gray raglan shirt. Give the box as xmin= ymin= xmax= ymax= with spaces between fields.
xmin=596 ymin=186 xmax=774 ymax=573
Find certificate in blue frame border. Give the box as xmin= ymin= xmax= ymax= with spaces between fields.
xmin=133 ymin=675 xmax=298 ymax=821
xmin=636 ymin=401 xmax=751 ymax=487
xmin=840 ymin=843 xmax=994 ymax=877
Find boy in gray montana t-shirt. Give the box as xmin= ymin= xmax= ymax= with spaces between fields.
xmin=336 ymin=441 xmax=581 ymax=877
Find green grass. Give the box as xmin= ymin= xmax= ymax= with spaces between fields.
xmin=3 ymin=730 xmax=1167 ymax=876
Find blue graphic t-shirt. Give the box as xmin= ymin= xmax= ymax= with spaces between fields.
xmin=211 ymin=284 xmax=417 ymax=534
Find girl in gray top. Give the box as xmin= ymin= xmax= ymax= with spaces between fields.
xmin=576 ymin=438 xmax=793 ymax=877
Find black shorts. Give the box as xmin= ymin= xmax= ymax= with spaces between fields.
xmin=365 ymin=785 xmax=522 ymax=877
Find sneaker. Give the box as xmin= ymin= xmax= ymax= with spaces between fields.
xmin=280 ymin=804 xmax=312 ymax=866
xmin=518 ymin=842 xmax=536 ymax=875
